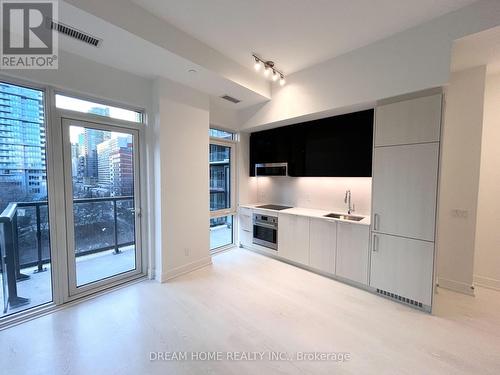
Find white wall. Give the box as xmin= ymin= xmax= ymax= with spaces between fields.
xmin=209 ymin=99 xmax=240 ymax=131
xmin=239 ymin=0 xmax=500 ymax=131
xmin=255 ymin=177 xmax=371 ymax=215
xmin=473 ymin=72 xmax=500 ymax=290
xmin=437 ymin=66 xmax=487 ymax=295
xmin=154 ymin=78 xmax=211 ymax=281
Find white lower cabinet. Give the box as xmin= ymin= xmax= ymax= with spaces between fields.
xmin=336 ymin=222 xmax=370 ymax=285
xmin=239 ymin=207 xmax=253 ymax=231
xmin=278 ymin=213 xmax=310 ymax=265
xmin=240 ymin=228 xmax=253 ymax=247
xmin=238 ymin=207 xmax=253 ymax=247
xmin=309 ymin=218 xmax=336 ymax=274
xmin=370 ymin=233 xmax=434 ymax=306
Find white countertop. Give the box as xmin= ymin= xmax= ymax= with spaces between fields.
xmin=239 ymin=203 xmax=371 ymax=226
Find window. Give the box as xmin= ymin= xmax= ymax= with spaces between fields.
xmin=55 ymin=94 xmax=143 ymax=123
xmin=210 ymin=143 xmax=231 ymax=211
xmin=209 ymin=128 xmax=234 ymax=140
xmin=210 ymin=215 xmax=233 ymax=249
xmin=0 ymin=81 xmax=53 ymax=317
xmin=209 ymin=128 xmax=236 ymax=251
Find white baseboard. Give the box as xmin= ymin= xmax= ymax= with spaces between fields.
xmin=160 ymin=256 xmax=212 ymax=282
xmin=474 ymin=275 xmax=500 ymax=291
xmin=437 ymin=277 xmax=475 ymax=296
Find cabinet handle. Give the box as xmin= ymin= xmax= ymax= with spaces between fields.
xmin=372 ymin=234 xmax=379 ymax=252
xmin=373 ymin=213 xmax=380 ymax=231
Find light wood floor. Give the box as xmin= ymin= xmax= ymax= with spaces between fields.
xmin=2 ymin=248 xmax=500 ymax=374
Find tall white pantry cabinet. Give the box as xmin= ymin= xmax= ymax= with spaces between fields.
xmin=370 ymin=93 xmax=442 ymax=310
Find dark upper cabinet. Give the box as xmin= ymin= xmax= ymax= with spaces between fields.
xmin=249 ymin=128 xmax=291 ymax=176
xmin=303 ymin=110 xmax=373 ymax=177
xmin=250 ymin=109 xmax=373 ymax=177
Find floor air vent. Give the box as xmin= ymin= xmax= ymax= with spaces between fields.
xmin=50 ymin=20 xmax=102 ymax=47
xmin=220 ymin=95 xmax=241 ymax=104
xmin=376 ymin=289 xmax=423 ymax=309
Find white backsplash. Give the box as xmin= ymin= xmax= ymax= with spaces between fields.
xmin=256 ymin=176 xmax=372 ymax=215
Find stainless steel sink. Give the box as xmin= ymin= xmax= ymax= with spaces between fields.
xmin=324 ymin=213 xmax=364 ymax=221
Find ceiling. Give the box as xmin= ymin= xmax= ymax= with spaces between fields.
xmin=59 ymin=1 xmax=270 ymax=109
xmin=451 ymin=25 xmax=500 ymax=74
xmin=132 ymin=0 xmax=477 ymax=75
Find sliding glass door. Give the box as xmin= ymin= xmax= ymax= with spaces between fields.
xmin=62 ymin=119 xmax=142 ymax=296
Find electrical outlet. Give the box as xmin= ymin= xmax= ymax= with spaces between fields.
xmin=451 ymin=209 xmax=468 ymax=218
xmin=184 ymin=248 xmax=190 ymax=256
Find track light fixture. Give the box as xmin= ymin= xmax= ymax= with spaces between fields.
xmin=252 ymin=54 xmax=286 ymax=85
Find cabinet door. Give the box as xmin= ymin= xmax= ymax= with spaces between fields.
xmin=309 ymin=219 xmax=336 ymax=274
xmin=372 ymin=143 xmax=439 ymax=241
xmin=336 ymin=223 xmax=370 ymax=285
xmin=250 ymin=128 xmax=290 ymax=176
xmin=238 ymin=207 xmax=252 ymax=232
xmin=370 ymin=233 xmax=434 ymax=306
xmin=375 ymin=94 xmax=442 ymax=146
xmin=303 ymin=110 xmax=373 ymax=177
xmin=239 ymin=228 xmax=252 ymax=247
xmin=278 ymin=214 xmax=310 ymax=265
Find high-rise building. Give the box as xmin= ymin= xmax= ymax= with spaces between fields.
xmin=88 ymin=107 xmax=110 ymax=117
xmin=97 ymin=136 xmax=133 ymax=196
xmin=83 ymin=128 xmax=110 ymax=184
xmin=77 ymin=133 xmax=85 ymax=156
xmin=71 ymin=143 xmax=79 ymax=178
xmin=209 ymin=144 xmax=230 ymax=211
xmin=0 ymin=82 xmax=47 ymax=210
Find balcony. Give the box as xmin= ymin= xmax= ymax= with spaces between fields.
xmin=0 ymin=196 xmax=136 ymax=317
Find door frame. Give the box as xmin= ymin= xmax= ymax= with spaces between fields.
xmin=60 ymin=117 xmax=143 ymax=298
xmin=51 ymin=99 xmax=148 ymax=303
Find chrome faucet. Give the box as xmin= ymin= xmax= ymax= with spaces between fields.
xmin=344 ymin=190 xmax=355 ymax=214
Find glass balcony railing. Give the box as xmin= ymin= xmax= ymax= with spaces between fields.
xmin=0 ymin=196 xmax=135 ymax=316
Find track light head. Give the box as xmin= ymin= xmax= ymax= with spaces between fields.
xmin=254 ymin=58 xmax=261 ymax=71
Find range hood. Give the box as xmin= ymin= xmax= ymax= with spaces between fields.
xmin=255 ymin=163 xmax=288 ymax=176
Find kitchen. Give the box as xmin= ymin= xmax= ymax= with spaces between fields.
xmin=238 ymin=91 xmax=441 ymax=312
xmin=2 ymin=2 xmax=500 ymax=374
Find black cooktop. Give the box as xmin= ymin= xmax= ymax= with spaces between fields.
xmin=256 ymin=204 xmax=293 ymax=211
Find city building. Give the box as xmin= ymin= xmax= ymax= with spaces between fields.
xmin=0 ymin=83 xmax=46 ymax=211
xmin=97 ymin=136 xmax=133 ymax=196
xmin=83 ymin=127 xmax=110 ymax=184
xmin=209 ymin=144 xmax=230 ymax=211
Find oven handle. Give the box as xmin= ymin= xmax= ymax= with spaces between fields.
xmin=253 ymin=222 xmax=278 ymax=230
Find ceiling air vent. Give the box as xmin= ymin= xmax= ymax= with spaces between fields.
xmin=220 ymin=95 xmax=241 ymax=104
xmin=50 ymin=20 xmax=102 ymax=47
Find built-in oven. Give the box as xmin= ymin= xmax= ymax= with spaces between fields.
xmin=252 ymin=213 xmax=278 ymax=250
